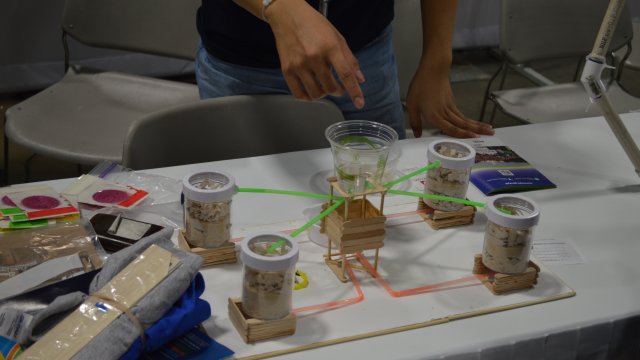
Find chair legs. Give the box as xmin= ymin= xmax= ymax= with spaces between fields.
xmin=24 ymin=153 xmax=37 ymax=183
xmin=5 ymin=139 xmax=86 ymax=183
xmin=479 ymin=61 xmax=507 ymax=124
xmin=3 ymin=133 xmax=8 ymax=186
xmin=24 ymin=155 xmax=85 ymax=183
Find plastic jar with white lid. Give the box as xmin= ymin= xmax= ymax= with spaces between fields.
xmin=423 ymin=139 xmax=476 ymax=211
xmin=182 ymin=171 xmax=237 ymax=248
xmin=482 ymin=194 xmax=540 ymax=274
xmin=240 ymin=232 xmax=299 ymax=320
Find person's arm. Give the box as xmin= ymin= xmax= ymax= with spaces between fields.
xmin=406 ymin=0 xmax=494 ymax=138
xmin=231 ymin=0 xmax=365 ymax=108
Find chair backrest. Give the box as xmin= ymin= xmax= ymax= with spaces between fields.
xmin=392 ymin=0 xmax=422 ymax=102
xmin=61 ymin=0 xmax=200 ymax=60
xmin=122 ymin=95 xmax=345 ymax=170
xmin=501 ymin=0 xmax=634 ymax=64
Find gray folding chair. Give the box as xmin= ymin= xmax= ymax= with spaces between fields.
xmin=122 ymin=95 xmax=345 ymax=170
xmin=4 ymin=0 xmax=201 ymax=182
xmin=616 ymin=22 xmax=640 ymax=80
xmin=480 ymin=0 xmax=640 ymax=124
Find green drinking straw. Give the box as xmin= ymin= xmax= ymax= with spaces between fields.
xmin=238 ymin=187 xmax=340 ymax=201
xmin=383 ymin=161 xmax=441 ymax=189
xmin=290 ymin=199 xmax=345 ymax=238
xmin=387 ymin=189 xmax=486 ymax=208
xmin=267 ymin=199 xmax=346 ymax=253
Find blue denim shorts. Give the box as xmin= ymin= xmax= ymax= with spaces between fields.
xmin=195 ymin=25 xmax=405 ymax=139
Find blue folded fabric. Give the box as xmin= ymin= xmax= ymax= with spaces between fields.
xmin=144 ymin=327 xmax=234 ymax=360
xmin=120 ymin=273 xmax=211 ymax=360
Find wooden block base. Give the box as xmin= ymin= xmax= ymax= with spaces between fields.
xmin=417 ymin=200 xmax=476 ymax=230
xmin=228 ymin=297 xmax=296 ymax=343
xmin=473 ymin=254 xmax=540 ymax=294
xmin=178 ymin=231 xmax=237 ymax=267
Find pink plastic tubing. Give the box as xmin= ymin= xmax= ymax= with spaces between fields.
xmin=292 ymin=258 xmax=364 ymax=314
xmin=355 ymin=253 xmax=486 ymax=297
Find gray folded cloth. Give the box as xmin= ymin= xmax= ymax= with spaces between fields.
xmin=15 ymin=291 xmax=87 ymax=345
xmin=14 ymin=227 xmax=203 ymax=360
xmin=72 ymin=227 xmax=202 ymax=360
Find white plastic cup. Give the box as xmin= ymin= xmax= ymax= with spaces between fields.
xmin=325 ymin=120 xmax=398 ymax=193
xmin=423 ymin=139 xmax=476 ymax=211
xmin=240 ymin=232 xmax=299 ymax=320
xmin=302 ymin=203 xmax=333 ymax=248
xmin=182 ymin=171 xmax=237 ymax=248
xmin=482 ymin=194 xmax=540 ymax=274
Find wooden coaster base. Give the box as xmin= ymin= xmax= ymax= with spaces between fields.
xmin=418 ymin=200 xmax=476 ymax=230
xmin=178 ymin=231 xmax=237 ymax=266
xmin=228 ymin=297 xmax=296 ymax=343
xmin=473 ymin=254 xmax=540 ymax=294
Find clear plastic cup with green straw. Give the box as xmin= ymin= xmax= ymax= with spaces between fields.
xmin=325 ymin=120 xmax=398 ymax=193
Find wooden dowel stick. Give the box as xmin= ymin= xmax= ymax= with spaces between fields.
xmin=344 ymin=198 xmax=350 ymax=220
xmin=374 ymin=248 xmax=380 ymax=271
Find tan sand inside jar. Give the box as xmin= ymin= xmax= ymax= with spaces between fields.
xmin=241 ymin=241 xmax=295 ymax=320
xmin=482 ymin=219 xmax=533 ymax=274
xmin=184 ymin=198 xmax=231 ymax=248
xmin=424 ymin=144 xmax=472 ymax=211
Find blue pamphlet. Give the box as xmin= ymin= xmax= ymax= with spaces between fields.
xmin=461 ymin=137 xmax=556 ymax=195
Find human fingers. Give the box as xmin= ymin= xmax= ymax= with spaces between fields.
xmin=314 ymin=66 xmax=344 ymax=97
xmin=330 ymin=41 xmax=365 ymax=109
xmin=436 ymin=109 xmax=484 ymax=138
xmin=282 ymin=70 xmax=311 ymax=101
xmin=297 ymin=69 xmax=326 ymax=100
xmin=449 ymin=106 xmax=495 ymax=135
xmin=282 ymin=58 xmax=326 ymax=101
xmin=407 ymin=102 xmax=423 ymax=138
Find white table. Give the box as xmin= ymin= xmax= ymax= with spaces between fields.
xmin=42 ymin=113 xmax=640 ymax=359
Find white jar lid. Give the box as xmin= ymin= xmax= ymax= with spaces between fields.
xmin=485 ymin=194 xmax=540 ymax=229
xmin=427 ymin=139 xmax=476 ymax=169
xmin=240 ymin=232 xmax=299 ymax=271
xmin=182 ymin=170 xmax=237 ymax=203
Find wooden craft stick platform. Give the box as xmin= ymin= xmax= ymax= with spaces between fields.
xmin=321 ymin=197 xmax=386 ymax=282
xmin=473 ymin=254 xmax=540 ymax=294
xmin=418 ymin=201 xmax=476 ymax=230
xmin=178 ymin=231 xmax=237 ymax=267
xmin=228 ymin=297 xmax=296 ymax=343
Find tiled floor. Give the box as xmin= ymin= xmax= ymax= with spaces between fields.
xmin=1 ymin=48 xmax=639 ymax=185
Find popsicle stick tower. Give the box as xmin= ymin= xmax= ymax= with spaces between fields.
xmin=321 ymin=176 xmax=387 ymax=282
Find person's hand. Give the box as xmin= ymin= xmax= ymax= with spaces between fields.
xmin=264 ymin=0 xmax=365 ymax=108
xmin=406 ymin=61 xmax=494 ymax=138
